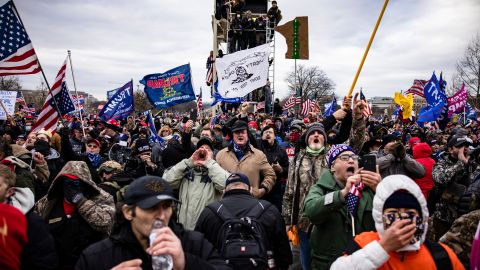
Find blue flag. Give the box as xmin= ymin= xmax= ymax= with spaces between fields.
xmin=417 ymin=72 xmax=447 ymax=124
xmin=324 ymin=96 xmax=336 ymax=117
xmin=142 ymin=110 xmax=164 ymax=145
xmin=98 ymin=81 xmax=134 ymax=121
xmin=211 ymin=90 xmax=243 ymax=106
xmin=466 ymin=103 xmax=478 ymax=120
xmin=437 ymin=72 xmax=450 ymax=130
xmin=140 ymin=64 xmax=196 ymax=109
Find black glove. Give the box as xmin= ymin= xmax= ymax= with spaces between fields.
xmin=63 ymin=180 xmax=84 ymax=204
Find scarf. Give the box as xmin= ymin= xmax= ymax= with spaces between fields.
xmin=233 ymin=142 xmax=248 ymax=161
xmin=87 ymin=153 xmax=102 ymax=169
xmin=306 ymin=146 xmax=324 ymax=157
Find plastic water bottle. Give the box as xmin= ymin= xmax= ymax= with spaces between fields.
xmin=149 ymin=219 xmax=173 ymax=270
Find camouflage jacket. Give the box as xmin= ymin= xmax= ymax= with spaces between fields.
xmin=35 ymin=161 xmax=115 ymax=235
xmin=432 ymin=155 xmax=478 ymax=224
xmin=282 ymin=115 xmax=366 ymax=231
xmin=440 ymin=209 xmax=480 ymax=269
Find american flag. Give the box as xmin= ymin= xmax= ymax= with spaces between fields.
xmin=0 ymin=1 xmax=41 ymax=76
xmin=282 ymin=95 xmax=301 ymax=110
xmin=205 ymin=64 xmax=213 ymax=86
xmin=404 ymin=79 xmax=428 ymax=98
xmin=346 ymin=181 xmax=364 ymax=216
xmin=31 ymin=59 xmax=75 ymax=133
xmin=300 ymin=99 xmax=319 ymax=116
xmin=15 ymin=90 xmax=26 ymax=107
xmin=359 ymin=89 xmax=372 ymax=118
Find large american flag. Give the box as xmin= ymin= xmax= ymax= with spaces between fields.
xmin=197 ymin=88 xmax=203 ymax=110
xmin=404 ymin=79 xmax=428 ymax=98
xmin=0 ymin=1 xmax=41 ymax=76
xmin=205 ymin=64 xmax=213 ymax=86
xmin=282 ymin=95 xmax=301 ymax=110
xmin=300 ymin=99 xmax=319 ymax=116
xmin=359 ymin=89 xmax=372 ymax=118
xmin=31 ymin=59 xmax=75 ymax=133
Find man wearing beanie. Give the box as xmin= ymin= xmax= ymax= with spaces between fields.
xmin=217 ymin=120 xmax=276 ymax=199
xmin=331 ymin=175 xmax=464 ymax=270
xmin=284 ymin=93 xmax=369 ymax=270
xmin=163 ymin=137 xmax=229 ymax=230
xmin=303 ymin=143 xmax=380 ymax=269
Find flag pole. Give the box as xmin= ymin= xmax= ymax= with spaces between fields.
xmin=10 ymin=0 xmax=65 ymax=127
xmin=347 ymin=0 xmax=389 ymax=98
xmin=67 ymin=50 xmax=86 ymax=137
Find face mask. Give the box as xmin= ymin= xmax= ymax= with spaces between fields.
xmin=382 ymin=212 xmax=425 ymax=244
xmin=289 ymin=131 xmax=300 ymax=143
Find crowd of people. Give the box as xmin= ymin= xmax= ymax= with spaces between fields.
xmin=0 ymin=92 xmax=479 ymax=270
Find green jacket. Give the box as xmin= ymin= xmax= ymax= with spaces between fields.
xmin=303 ymin=170 xmax=375 ymax=270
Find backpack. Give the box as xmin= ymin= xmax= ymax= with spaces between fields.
xmin=208 ymin=201 xmax=270 ymax=270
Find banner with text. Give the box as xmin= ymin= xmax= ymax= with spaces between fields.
xmin=447 ymin=83 xmax=467 ymax=117
xmin=216 ymin=43 xmax=270 ymax=98
xmin=0 ymin=91 xmax=17 ymax=120
xmin=98 ymin=81 xmax=134 ymax=120
xmin=140 ymin=64 xmax=196 ymax=109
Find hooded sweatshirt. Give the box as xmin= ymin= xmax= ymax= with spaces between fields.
xmin=331 ymin=175 xmax=465 ymax=270
xmin=412 ymin=142 xmax=436 ymax=200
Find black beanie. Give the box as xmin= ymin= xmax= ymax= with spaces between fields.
xmin=383 ymin=190 xmax=421 ymax=215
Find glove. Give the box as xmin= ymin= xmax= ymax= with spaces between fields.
xmin=395 ymin=143 xmax=406 ymax=160
xmin=63 ymin=180 xmax=84 ymax=204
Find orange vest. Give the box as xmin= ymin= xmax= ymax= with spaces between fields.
xmin=353 ymin=232 xmax=465 ymax=270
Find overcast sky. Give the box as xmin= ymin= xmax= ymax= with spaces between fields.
xmin=8 ymin=0 xmax=480 ymax=103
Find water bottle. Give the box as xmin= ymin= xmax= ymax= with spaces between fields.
xmin=149 ymin=219 xmax=173 ymax=270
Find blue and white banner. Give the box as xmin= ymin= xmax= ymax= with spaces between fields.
xmin=107 ymin=88 xmax=119 ymax=100
xmin=98 ymin=81 xmax=134 ymax=120
xmin=140 ymin=64 xmax=196 ymax=109
xmin=211 ymin=90 xmax=243 ymax=106
xmin=417 ymin=72 xmax=447 ymax=124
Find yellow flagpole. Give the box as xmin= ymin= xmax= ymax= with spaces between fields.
xmin=347 ymin=0 xmax=389 ymax=97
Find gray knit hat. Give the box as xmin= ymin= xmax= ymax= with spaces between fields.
xmin=305 ymin=123 xmax=327 ymax=145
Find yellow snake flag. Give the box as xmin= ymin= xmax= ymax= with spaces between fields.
xmin=394 ymin=92 xmax=413 ymax=119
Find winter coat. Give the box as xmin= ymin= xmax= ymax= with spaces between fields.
xmin=303 ymin=170 xmax=375 ymax=270
xmin=162 ymin=158 xmax=229 ymax=230
xmin=330 ymin=175 xmax=464 ymax=270
xmin=195 ymin=189 xmax=293 ymax=270
xmin=69 ymin=138 xmax=84 ymax=156
xmin=412 ymin=143 xmax=436 ymax=200
xmin=216 ymin=143 xmax=276 ymax=197
xmin=35 ymin=161 xmax=115 ymax=269
xmin=161 ymin=140 xmax=190 ymax=168
xmin=376 ymin=149 xmax=426 ymax=179
xmin=76 ymin=221 xmax=231 ymax=270
xmin=124 ymin=156 xmax=164 ymax=179
xmin=432 ymin=155 xmax=477 ymax=224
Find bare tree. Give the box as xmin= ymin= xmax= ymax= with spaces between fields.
xmin=134 ymin=90 xmax=153 ymax=113
xmin=0 ymin=76 xmax=22 ymax=91
xmin=285 ymin=65 xmax=335 ymax=104
xmin=456 ymin=34 xmax=480 ymax=107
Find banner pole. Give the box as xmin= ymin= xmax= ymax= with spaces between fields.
xmin=347 ymin=0 xmax=389 ymax=98
xmin=67 ymin=50 xmax=86 ymax=137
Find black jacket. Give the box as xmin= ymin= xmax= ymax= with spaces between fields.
xmin=257 ymin=140 xmax=289 ymax=181
xmin=76 ymin=221 xmax=231 ymax=270
xmin=194 ymin=189 xmax=292 ymax=270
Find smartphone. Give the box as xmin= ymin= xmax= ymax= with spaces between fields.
xmin=361 ymin=155 xmax=377 ymax=172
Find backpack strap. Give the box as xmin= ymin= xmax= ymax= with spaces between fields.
xmin=207 ymin=201 xmax=235 ymax=222
xmin=424 ymin=239 xmax=452 ymax=270
xmin=246 ymin=201 xmax=271 ymax=219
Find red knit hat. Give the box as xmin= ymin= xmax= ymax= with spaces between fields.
xmin=0 ymin=204 xmax=28 ymax=270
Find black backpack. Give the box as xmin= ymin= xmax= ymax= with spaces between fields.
xmin=208 ymin=201 xmax=270 ymax=270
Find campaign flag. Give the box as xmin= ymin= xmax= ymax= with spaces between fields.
xmin=216 ymin=43 xmax=270 ymax=98
xmin=394 ymin=92 xmax=413 ymax=119
xmin=417 ymin=72 xmax=447 ymax=124
xmin=447 ymin=83 xmax=467 ymax=117
xmin=98 ymin=81 xmax=134 ymax=121
xmin=107 ymin=88 xmax=119 ymax=100
xmin=0 ymin=1 xmax=41 ymax=76
xmin=404 ymin=80 xmax=428 ymax=98
xmin=32 ymin=59 xmax=76 ymax=132
xmin=0 ymin=91 xmax=16 ymax=120
xmin=437 ymin=72 xmax=450 ymax=130
xmin=324 ymin=96 xmax=336 ymax=117
xmin=140 ymin=64 xmax=196 ymax=109
xmin=143 ymin=110 xmax=163 ymax=144
xmin=466 ymin=103 xmax=478 ymax=121
xmin=282 ymin=96 xmax=301 ymax=111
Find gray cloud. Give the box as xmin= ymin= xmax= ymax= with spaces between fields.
xmin=9 ymin=0 xmax=480 ymax=104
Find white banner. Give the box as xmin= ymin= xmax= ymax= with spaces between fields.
xmin=216 ymin=43 xmax=270 ymax=98
xmin=0 ymin=91 xmax=17 ymax=120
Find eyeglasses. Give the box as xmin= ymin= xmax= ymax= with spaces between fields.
xmin=337 ymin=154 xmax=359 ymax=162
xmin=87 ymin=144 xmax=99 ymax=148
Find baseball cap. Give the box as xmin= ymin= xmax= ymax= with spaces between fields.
xmin=448 ymin=135 xmax=473 ymax=148
xmin=225 ymin=173 xmax=250 ymax=188
xmin=124 ymin=176 xmax=179 ymax=209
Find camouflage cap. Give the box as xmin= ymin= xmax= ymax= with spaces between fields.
xmin=97 ymin=161 xmax=123 ymax=173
